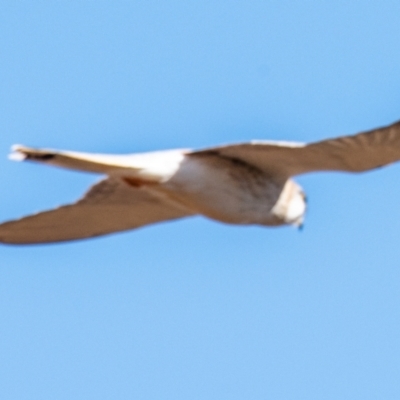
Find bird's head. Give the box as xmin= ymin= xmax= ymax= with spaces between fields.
xmin=271 ymin=179 xmax=307 ymax=229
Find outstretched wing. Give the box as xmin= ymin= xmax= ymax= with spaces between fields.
xmin=0 ymin=177 xmax=194 ymax=245
xmin=192 ymin=120 xmax=400 ymax=178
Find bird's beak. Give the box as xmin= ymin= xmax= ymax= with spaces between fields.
xmin=291 ymin=218 xmax=304 ymax=231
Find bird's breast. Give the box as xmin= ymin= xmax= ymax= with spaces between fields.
xmin=160 ymin=154 xmax=286 ymax=225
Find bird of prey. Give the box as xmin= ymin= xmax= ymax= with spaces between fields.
xmin=1 ymin=119 xmax=400 ymax=244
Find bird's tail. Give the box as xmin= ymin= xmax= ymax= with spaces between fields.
xmin=9 ymin=145 xmax=143 ymax=175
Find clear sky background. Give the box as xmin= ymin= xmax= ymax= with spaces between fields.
xmin=1 ymin=2 xmax=400 ymax=399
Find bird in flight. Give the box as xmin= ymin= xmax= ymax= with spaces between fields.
xmin=1 ymin=120 xmax=400 ymax=244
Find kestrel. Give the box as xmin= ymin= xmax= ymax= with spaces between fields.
xmin=1 ymin=119 xmax=400 ymax=244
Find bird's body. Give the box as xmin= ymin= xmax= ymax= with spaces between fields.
xmin=1 ymin=119 xmax=400 ymax=244
xmin=155 ymin=154 xmax=296 ymax=226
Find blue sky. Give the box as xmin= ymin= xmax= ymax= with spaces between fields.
xmin=1 ymin=2 xmax=400 ymax=399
